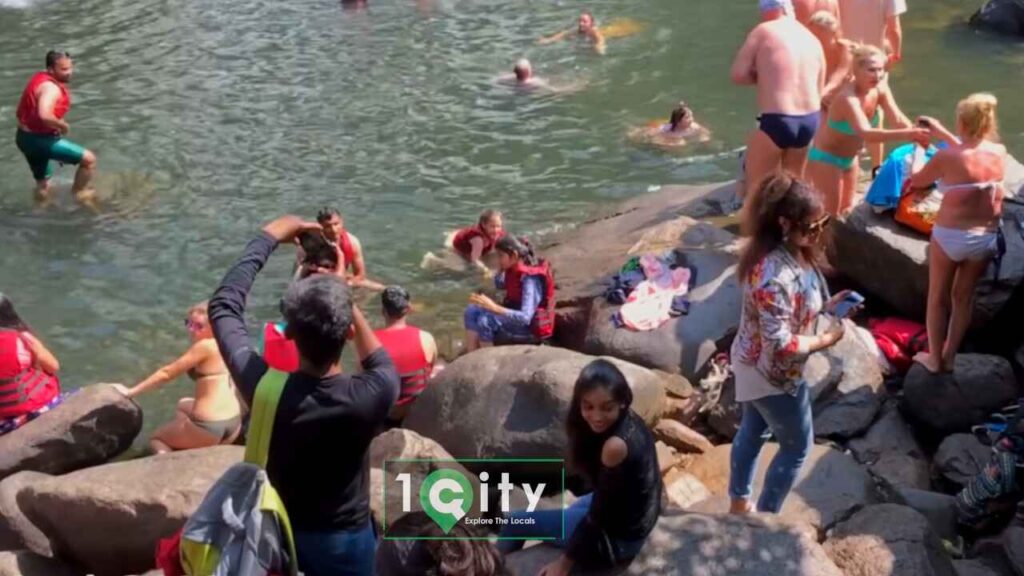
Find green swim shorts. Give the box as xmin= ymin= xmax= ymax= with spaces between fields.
xmin=15 ymin=129 xmax=86 ymax=181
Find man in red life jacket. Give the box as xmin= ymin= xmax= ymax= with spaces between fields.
xmin=14 ymin=50 xmax=98 ymax=208
xmin=300 ymin=207 xmax=385 ymax=291
xmin=374 ymin=286 xmax=437 ymax=425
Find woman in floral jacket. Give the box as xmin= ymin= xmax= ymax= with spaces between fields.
xmin=728 ymin=172 xmax=849 ymax=515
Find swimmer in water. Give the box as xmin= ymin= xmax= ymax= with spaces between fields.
xmin=497 ymin=59 xmax=584 ymax=93
xmin=629 ymin=101 xmax=712 ymax=149
xmin=421 ymin=209 xmax=504 ymax=277
xmin=538 ymin=11 xmax=607 ymax=55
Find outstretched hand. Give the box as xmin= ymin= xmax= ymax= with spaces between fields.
xmin=263 ymin=216 xmax=322 ymax=244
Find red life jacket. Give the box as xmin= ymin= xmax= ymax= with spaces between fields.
xmin=868 ymin=317 xmax=928 ymax=374
xmin=452 ymin=226 xmax=503 ymax=258
xmin=261 ymin=323 xmax=300 ymax=372
xmin=0 ymin=330 xmax=60 ymax=420
xmin=503 ymin=260 xmax=556 ymax=340
xmin=374 ymin=325 xmax=433 ymax=406
xmin=336 ymin=231 xmax=356 ymax=272
xmin=16 ymin=72 xmax=70 ymax=135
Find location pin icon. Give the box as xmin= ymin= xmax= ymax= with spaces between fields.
xmin=420 ymin=469 xmax=474 ymax=534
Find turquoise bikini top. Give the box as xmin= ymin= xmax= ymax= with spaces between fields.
xmin=828 ymin=108 xmax=881 ymax=136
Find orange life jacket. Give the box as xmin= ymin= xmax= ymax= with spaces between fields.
xmin=374 ymin=325 xmax=432 ymax=406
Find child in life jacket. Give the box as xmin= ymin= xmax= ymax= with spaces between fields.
xmin=422 ymin=210 xmax=505 ymax=276
xmin=0 ymin=293 xmax=62 ymax=436
xmin=463 ymin=235 xmax=555 ymax=350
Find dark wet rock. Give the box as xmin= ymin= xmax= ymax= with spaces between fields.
xmin=0 ymin=551 xmax=80 ymax=576
xmin=848 ymin=402 xmax=930 ymax=490
xmin=0 ymin=472 xmax=52 ymax=555
xmin=971 ymin=0 xmax=1024 ymax=37
xmin=824 ymin=504 xmax=957 ymax=576
xmin=935 ymin=433 xmax=992 ymax=488
xmin=903 ymin=354 xmax=1018 ymax=436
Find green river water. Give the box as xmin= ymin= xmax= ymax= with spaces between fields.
xmin=0 ymin=0 xmax=1021 ymax=440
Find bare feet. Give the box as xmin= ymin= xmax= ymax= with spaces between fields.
xmin=729 ymin=498 xmax=754 ymax=516
xmin=73 ymin=188 xmax=100 ymax=214
xmin=913 ymin=351 xmax=944 ymax=374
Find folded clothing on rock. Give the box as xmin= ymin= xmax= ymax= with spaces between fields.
xmin=616 ymin=254 xmax=693 ymax=331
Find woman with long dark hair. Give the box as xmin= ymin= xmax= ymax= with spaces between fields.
xmin=496 ymin=359 xmax=661 ymax=575
xmin=729 ymin=172 xmax=847 ymax=515
xmin=0 ymin=293 xmax=63 ymax=435
xmin=463 ymin=235 xmax=556 ymax=350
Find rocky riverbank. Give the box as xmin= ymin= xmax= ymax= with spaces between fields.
xmin=2 ymin=177 xmax=1024 ymax=575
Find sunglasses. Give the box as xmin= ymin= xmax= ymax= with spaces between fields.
xmin=802 ymin=214 xmax=831 ymax=235
xmin=184 ymin=318 xmax=205 ymax=331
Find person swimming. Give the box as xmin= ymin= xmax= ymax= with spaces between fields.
xmin=421 ymin=209 xmax=504 ymax=277
xmin=629 ymin=101 xmax=712 ymax=149
xmin=538 ymin=11 xmax=607 ymax=55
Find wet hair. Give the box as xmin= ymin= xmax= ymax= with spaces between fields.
xmin=187 ymin=301 xmax=209 ymax=320
xmin=478 ymin=209 xmax=502 ymax=228
xmin=300 ymin=232 xmax=339 ymax=273
xmin=0 ymin=293 xmax=29 ymax=333
xmin=281 ymin=275 xmax=352 ymax=369
xmin=851 ymin=43 xmax=886 ymax=69
xmin=382 ymin=286 xmax=412 ymax=320
xmin=738 ymin=172 xmax=830 ymax=280
xmin=375 ymin=511 xmax=506 ymax=576
xmin=45 ymin=50 xmax=71 ymax=69
xmin=495 ymin=235 xmax=539 ymax=266
xmin=957 ymin=93 xmax=999 ymax=140
xmin=580 ymin=10 xmax=595 ymax=24
xmin=316 ymin=206 xmax=342 ymax=225
xmin=513 ymin=59 xmax=531 ymax=81
xmin=808 ymin=10 xmax=838 ymax=32
xmin=566 ymin=359 xmax=633 ymax=483
xmin=669 ymin=101 xmax=691 ymax=131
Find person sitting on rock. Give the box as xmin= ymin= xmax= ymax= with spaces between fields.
xmin=209 ymin=215 xmax=399 ymax=576
xmin=376 ymin=511 xmax=506 ymax=576
xmin=908 ymin=94 xmax=1005 ymax=374
xmin=730 ymin=172 xmax=848 ymax=516
xmin=125 ymin=301 xmax=242 ymax=453
xmin=0 ymin=292 xmax=63 ymax=436
xmin=495 ymin=359 xmax=661 ymax=575
xmin=463 ymin=235 xmax=556 ymax=351
xmin=375 ymin=286 xmax=438 ymax=425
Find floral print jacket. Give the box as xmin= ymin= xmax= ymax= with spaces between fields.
xmin=733 ymin=248 xmax=828 ymax=394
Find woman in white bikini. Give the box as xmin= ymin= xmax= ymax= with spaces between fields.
xmin=909 ymin=93 xmax=1004 ymax=374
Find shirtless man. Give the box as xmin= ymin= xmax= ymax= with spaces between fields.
xmin=538 ymin=11 xmax=607 ymax=55
xmin=731 ymin=0 xmax=825 ymax=201
xmin=499 ymin=59 xmax=550 ymax=90
xmin=14 ymin=51 xmax=98 ymax=208
xmin=793 ymin=0 xmax=840 ymax=26
xmin=807 ymin=11 xmax=854 ymax=110
xmin=296 ymin=207 xmax=385 ymax=290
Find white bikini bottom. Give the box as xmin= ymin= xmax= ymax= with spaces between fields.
xmin=932 ymin=224 xmax=997 ymax=263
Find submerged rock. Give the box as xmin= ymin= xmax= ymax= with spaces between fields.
xmin=0 ymin=384 xmax=142 ymax=483
xmin=903 ymin=354 xmax=1018 ymax=436
xmin=403 ymin=346 xmax=665 ymax=479
xmin=824 ymin=504 xmax=957 ymax=576
xmin=970 ymin=0 xmax=1024 ymax=37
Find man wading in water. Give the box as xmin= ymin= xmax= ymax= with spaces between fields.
xmin=14 ymin=50 xmax=98 ymax=209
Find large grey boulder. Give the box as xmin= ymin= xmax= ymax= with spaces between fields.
xmin=971 ymin=0 xmax=1024 ymax=37
xmin=897 ymin=488 xmax=959 ymax=542
xmin=824 ymin=504 xmax=957 ymax=576
xmin=848 ymin=402 xmax=930 ymax=490
xmin=903 ymin=354 xmax=1018 ymax=436
xmin=403 ymin=346 xmax=665 ymax=478
xmin=934 ymin=433 xmax=992 ymax=488
xmin=546 ymin=182 xmax=743 ymax=381
xmin=0 ymin=385 xmax=142 ymax=482
xmin=684 ymin=443 xmax=877 ymax=531
xmin=0 ymin=551 xmax=80 ymax=576
xmin=0 ymin=472 xmax=51 ymax=555
xmin=19 ymin=446 xmax=242 ymax=576
xmin=505 ymin=511 xmax=842 ymax=576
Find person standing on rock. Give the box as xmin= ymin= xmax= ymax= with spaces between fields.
xmin=908 ymin=94 xmax=1005 ymax=374
xmin=209 ymin=215 xmax=400 ymax=576
xmin=375 ymin=286 xmax=438 ymax=425
xmin=0 ymin=293 xmax=63 ymax=436
xmin=496 ymin=359 xmax=661 ymax=576
xmin=731 ymin=0 xmax=825 ymax=202
xmin=14 ymin=50 xmax=99 ymax=209
xmin=729 ymin=173 xmax=849 ymax=515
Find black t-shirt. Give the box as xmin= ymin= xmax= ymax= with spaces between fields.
xmin=209 ymin=232 xmax=400 ymax=531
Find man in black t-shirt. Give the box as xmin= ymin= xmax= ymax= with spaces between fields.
xmin=209 ymin=215 xmax=400 ymax=576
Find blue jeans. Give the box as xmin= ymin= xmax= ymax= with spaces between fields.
xmin=294 ymin=519 xmax=377 ymax=576
xmin=464 ymin=304 xmax=531 ymax=343
xmin=728 ymin=383 xmax=814 ymax=513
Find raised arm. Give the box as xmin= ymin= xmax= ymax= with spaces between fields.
xmin=538 ymin=29 xmax=571 ymax=45
xmin=730 ymin=29 xmax=760 ymax=86
xmin=127 ymin=341 xmax=210 ymax=398
xmin=909 ymin=148 xmax=948 ymax=190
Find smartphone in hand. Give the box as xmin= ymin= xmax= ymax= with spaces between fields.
xmin=832 ymin=291 xmax=865 ymax=319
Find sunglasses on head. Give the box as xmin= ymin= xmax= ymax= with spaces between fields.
xmin=802 ymin=214 xmax=831 ymax=235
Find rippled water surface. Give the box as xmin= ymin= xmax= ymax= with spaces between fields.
xmin=0 ymin=0 xmax=1021 ymax=438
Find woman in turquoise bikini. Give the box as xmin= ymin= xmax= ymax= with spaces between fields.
xmin=806 ymin=44 xmax=928 ymax=216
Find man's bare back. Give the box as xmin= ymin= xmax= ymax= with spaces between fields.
xmin=742 ymin=19 xmax=824 ymax=115
xmin=793 ymin=0 xmax=839 ymax=25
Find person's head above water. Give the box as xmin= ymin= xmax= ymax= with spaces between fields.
xmin=957 ymin=93 xmax=999 ymax=141
xmin=281 ymin=275 xmax=353 ymax=371
xmin=0 ymin=293 xmax=29 ymax=333
xmin=185 ymin=301 xmax=213 ymax=342
xmin=45 ymin=50 xmax=73 ymax=83
xmin=513 ymin=59 xmax=532 ymax=82
xmin=316 ymin=206 xmax=344 ymax=243
xmin=669 ymin=101 xmax=693 ymax=131
xmin=495 ymin=235 xmax=538 ymax=270
xmin=759 ymin=0 xmax=793 ymax=20
xmin=566 ymin=359 xmax=633 ymax=478
xmin=578 ymin=11 xmax=595 ymax=33
xmin=381 ymin=285 xmax=412 ymax=322
xmin=478 ymin=209 xmax=503 ymax=238
xmin=851 ymin=44 xmax=887 ymax=90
